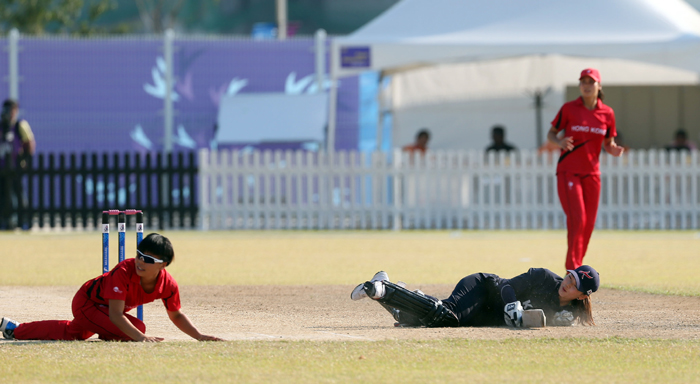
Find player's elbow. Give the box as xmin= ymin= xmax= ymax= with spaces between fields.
xmin=108 ymin=311 xmax=122 ymax=325
xmin=167 ymin=309 xmax=183 ymax=321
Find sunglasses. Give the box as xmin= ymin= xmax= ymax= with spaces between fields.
xmin=136 ymin=250 xmax=165 ymax=264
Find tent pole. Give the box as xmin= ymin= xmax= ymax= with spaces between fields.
xmin=276 ymin=0 xmax=287 ymax=40
xmin=326 ymin=40 xmax=338 ymax=153
xmin=8 ymin=29 xmax=19 ymax=100
xmin=314 ymin=29 xmax=326 ymax=93
xmin=376 ymin=72 xmax=384 ymax=151
xmin=533 ymin=87 xmax=551 ymax=149
xmin=389 ymin=74 xmax=395 ymax=152
xmin=535 ymin=90 xmax=543 ymax=148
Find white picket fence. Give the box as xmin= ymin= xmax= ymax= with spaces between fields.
xmin=198 ymin=149 xmax=700 ymax=230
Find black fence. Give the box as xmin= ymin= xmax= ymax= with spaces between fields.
xmin=0 ymin=152 xmax=198 ymax=230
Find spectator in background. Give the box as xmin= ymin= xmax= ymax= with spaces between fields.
xmin=0 ymin=99 xmax=36 ymax=230
xmin=402 ymin=129 xmax=430 ymax=154
xmin=486 ymin=125 xmax=517 ymax=152
xmin=665 ymin=129 xmax=696 ymax=151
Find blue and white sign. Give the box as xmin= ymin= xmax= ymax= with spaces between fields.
xmin=341 ymin=46 xmax=371 ymax=68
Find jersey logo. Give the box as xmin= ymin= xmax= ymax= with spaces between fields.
xmin=568 ymin=182 xmax=574 ymax=190
xmin=571 ymin=125 xmax=606 ymax=136
xmin=579 ymin=271 xmax=593 ymax=279
xmin=113 ymin=286 xmax=123 ymax=294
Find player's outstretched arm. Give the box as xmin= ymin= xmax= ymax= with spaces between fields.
xmin=109 ymin=300 xmax=163 ymax=342
xmin=167 ymin=309 xmax=224 ymax=341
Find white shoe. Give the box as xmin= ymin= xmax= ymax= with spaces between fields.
xmin=350 ymin=283 xmax=367 ymax=300
xmin=350 ymin=271 xmax=389 ymax=301
xmin=1 ymin=317 xmax=19 ymax=339
xmin=366 ymin=281 xmax=386 ymax=299
xmin=371 ymin=271 xmax=389 ymax=282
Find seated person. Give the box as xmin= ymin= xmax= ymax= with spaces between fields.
xmin=402 ymin=129 xmax=430 ymax=154
xmin=486 ymin=125 xmax=516 ymax=152
xmin=666 ymin=129 xmax=697 ymax=151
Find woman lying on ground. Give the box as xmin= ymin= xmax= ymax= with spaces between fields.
xmin=1 ymin=233 xmax=222 ymax=342
xmin=350 ymin=265 xmax=600 ymax=328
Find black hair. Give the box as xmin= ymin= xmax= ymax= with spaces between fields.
xmin=1 ymin=99 xmax=18 ymax=124
xmin=492 ymin=125 xmax=505 ymax=136
xmin=597 ymin=89 xmax=605 ymax=101
xmin=675 ymin=129 xmax=688 ymax=139
xmin=416 ymin=129 xmax=430 ymax=140
xmin=3 ymin=99 xmax=18 ymax=110
xmin=137 ymin=233 xmax=175 ymax=266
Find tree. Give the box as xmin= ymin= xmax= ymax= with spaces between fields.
xmin=134 ymin=0 xmax=186 ymax=33
xmin=0 ymin=0 xmax=116 ymax=35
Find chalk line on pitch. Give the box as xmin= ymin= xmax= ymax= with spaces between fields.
xmin=316 ymin=331 xmax=375 ymax=341
xmin=247 ymin=332 xmax=279 ymax=339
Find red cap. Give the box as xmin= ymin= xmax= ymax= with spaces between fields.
xmin=579 ymin=68 xmax=601 ymax=83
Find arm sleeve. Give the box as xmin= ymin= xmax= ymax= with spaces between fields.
xmin=101 ymin=266 xmax=129 ymax=301
xmin=500 ymin=284 xmax=517 ymax=304
xmin=550 ymin=106 xmax=567 ymax=132
xmin=498 ymin=268 xmax=549 ymax=304
xmin=606 ymin=110 xmax=617 ymax=138
xmin=162 ymin=280 xmax=181 ymax=311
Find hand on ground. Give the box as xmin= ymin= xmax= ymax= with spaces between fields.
xmin=139 ymin=336 xmax=164 ymax=342
xmin=198 ymin=334 xmax=224 ymax=341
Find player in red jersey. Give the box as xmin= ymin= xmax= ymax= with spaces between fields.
xmin=547 ymin=68 xmax=625 ymax=271
xmin=1 ymin=233 xmax=222 ymax=342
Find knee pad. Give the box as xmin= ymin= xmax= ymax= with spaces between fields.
xmin=379 ymin=302 xmax=422 ymax=327
xmin=377 ymin=281 xmax=458 ymax=327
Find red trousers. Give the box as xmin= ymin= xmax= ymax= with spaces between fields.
xmin=556 ymin=172 xmax=601 ymax=271
xmin=13 ymin=287 xmax=145 ymax=341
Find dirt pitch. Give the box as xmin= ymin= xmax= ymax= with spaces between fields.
xmin=2 ymin=284 xmax=699 ymax=342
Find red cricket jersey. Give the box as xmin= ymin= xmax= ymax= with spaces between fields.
xmin=551 ymin=97 xmax=617 ymax=175
xmin=80 ymin=258 xmax=181 ymax=313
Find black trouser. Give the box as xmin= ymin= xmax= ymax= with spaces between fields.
xmin=0 ymin=169 xmax=27 ymax=230
xmin=0 ymin=169 xmax=12 ymax=229
xmin=441 ymin=273 xmax=502 ymax=327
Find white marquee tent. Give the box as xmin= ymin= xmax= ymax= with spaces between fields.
xmin=327 ymin=0 xmax=700 ymax=150
xmin=389 ymin=56 xmax=699 ymax=150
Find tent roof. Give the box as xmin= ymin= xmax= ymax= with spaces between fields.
xmin=333 ymin=0 xmax=700 ymax=76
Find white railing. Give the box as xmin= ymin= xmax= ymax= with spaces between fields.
xmin=198 ymin=149 xmax=700 ymax=230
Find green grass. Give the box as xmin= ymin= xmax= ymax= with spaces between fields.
xmin=1 ymin=230 xmax=699 ymax=383
xmin=1 ymin=230 xmax=698 ymax=295
xmin=2 ymin=338 xmax=699 ymax=383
